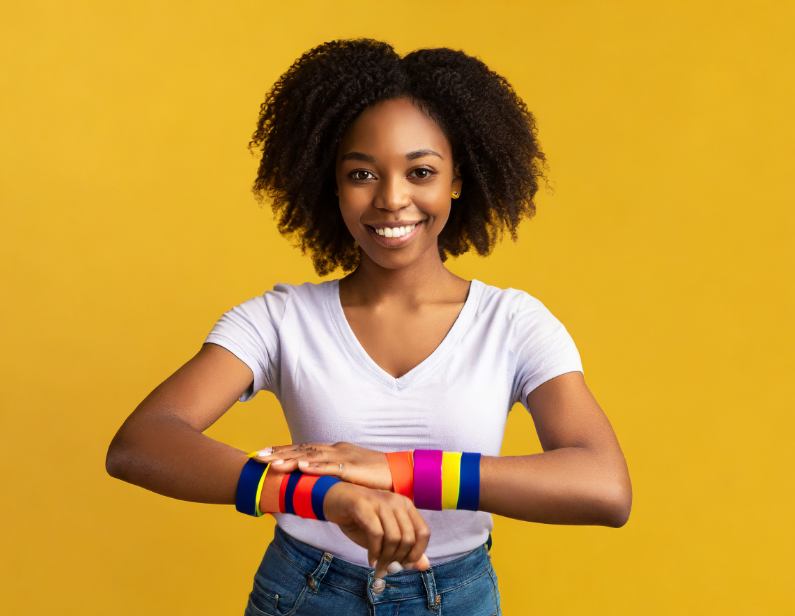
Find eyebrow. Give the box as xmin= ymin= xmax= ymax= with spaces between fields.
xmin=340 ymin=149 xmax=443 ymax=163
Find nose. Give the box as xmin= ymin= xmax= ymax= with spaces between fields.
xmin=376 ymin=175 xmax=412 ymax=212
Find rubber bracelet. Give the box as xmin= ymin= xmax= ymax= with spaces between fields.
xmin=278 ymin=471 xmax=341 ymax=521
xmin=457 ymin=452 xmax=481 ymax=511
xmin=235 ymin=459 xmax=270 ymax=517
xmin=413 ymin=449 xmax=443 ymax=510
xmin=386 ymin=451 xmax=414 ymax=500
xmin=254 ymin=461 xmax=271 ymax=517
xmin=310 ymin=476 xmax=341 ymax=521
xmin=281 ymin=471 xmax=302 ymax=515
xmin=441 ymin=451 xmax=462 ymax=510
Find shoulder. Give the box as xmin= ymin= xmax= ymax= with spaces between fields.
xmin=471 ymin=280 xmax=572 ymax=352
xmin=217 ymin=280 xmax=334 ymax=327
xmin=238 ymin=280 xmax=331 ymax=310
xmin=472 ymin=279 xmax=554 ymax=322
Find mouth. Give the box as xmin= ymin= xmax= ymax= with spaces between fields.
xmin=365 ymin=221 xmax=424 ymax=247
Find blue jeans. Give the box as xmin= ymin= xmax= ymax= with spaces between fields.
xmin=244 ymin=525 xmax=502 ymax=615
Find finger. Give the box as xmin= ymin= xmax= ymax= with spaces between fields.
xmin=353 ymin=503 xmax=384 ymax=575
xmin=388 ymin=504 xmax=416 ymax=569
xmin=374 ymin=508 xmax=402 ymax=579
xmin=255 ymin=444 xmax=311 ymax=457
xmin=301 ymin=459 xmax=345 ymax=477
xmin=402 ymin=504 xmax=430 ymax=569
xmin=413 ymin=554 xmax=430 ymax=571
xmin=254 ymin=448 xmax=321 ymax=465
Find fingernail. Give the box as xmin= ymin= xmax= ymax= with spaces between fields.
xmin=298 ymin=460 xmax=309 ymax=469
xmin=386 ymin=561 xmax=404 ymax=574
xmin=272 ymin=459 xmax=284 ymax=465
xmin=258 ymin=447 xmax=274 ymax=456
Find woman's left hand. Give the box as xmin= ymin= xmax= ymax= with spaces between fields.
xmin=251 ymin=442 xmax=393 ymax=491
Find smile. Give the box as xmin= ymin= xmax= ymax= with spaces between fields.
xmin=366 ymin=221 xmax=424 ymax=246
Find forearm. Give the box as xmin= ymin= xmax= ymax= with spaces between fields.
xmin=106 ymin=413 xmax=248 ymax=504
xmin=479 ymin=447 xmax=632 ymax=527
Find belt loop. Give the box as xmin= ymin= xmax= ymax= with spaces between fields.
xmin=421 ymin=567 xmax=441 ymax=612
xmin=306 ymin=551 xmax=333 ymax=594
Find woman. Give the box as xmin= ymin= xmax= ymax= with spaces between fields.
xmin=107 ymin=39 xmax=631 ymax=615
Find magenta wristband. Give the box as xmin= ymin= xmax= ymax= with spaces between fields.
xmin=413 ymin=449 xmax=443 ymax=510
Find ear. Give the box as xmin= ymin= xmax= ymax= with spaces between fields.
xmin=451 ymin=164 xmax=463 ymax=196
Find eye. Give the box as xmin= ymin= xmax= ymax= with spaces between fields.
xmin=350 ymin=170 xmax=375 ymax=181
xmin=410 ymin=167 xmax=435 ymax=180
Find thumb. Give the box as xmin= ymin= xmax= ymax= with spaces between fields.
xmin=404 ymin=553 xmax=430 ymax=571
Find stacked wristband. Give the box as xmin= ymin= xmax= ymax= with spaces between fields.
xmin=235 ymin=459 xmax=271 ymax=517
xmin=278 ymin=471 xmax=342 ymax=521
xmin=386 ymin=451 xmax=414 ymax=500
xmin=412 ymin=450 xmax=481 ymax=511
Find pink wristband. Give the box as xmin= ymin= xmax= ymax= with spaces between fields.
xmin=413 ymin=449 xmax=443 ymax=510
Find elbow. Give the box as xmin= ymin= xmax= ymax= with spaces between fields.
xmin=601 ymin=475 xmax=632 ymax=528
xmin=105 ymin=441 xmax=124 ymax=480
xmin=106 ymin=431 xmax=132 ymax=481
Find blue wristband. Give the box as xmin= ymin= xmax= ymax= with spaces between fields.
xmin=236 ymin=459 xmax=268 ymax=517
xmin=282 ymin=471 xmax=303 ymax=515
xmin=456 ymin=452 xmax=481 ymax=511
xmin=310 ymin=476 xmax=342 ymax=521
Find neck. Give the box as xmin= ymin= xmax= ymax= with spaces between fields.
xmin=341 ymin=243 xmax=461 ymax=306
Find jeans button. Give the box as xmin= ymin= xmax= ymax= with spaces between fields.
xmin=371 ymin=578 xmax=386 ymax=595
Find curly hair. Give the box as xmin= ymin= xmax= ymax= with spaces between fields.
xmin=250 ymin=38 xmax=547 ymax=276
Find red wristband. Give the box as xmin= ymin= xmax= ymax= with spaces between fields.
xmin=386 ymin=451 xmax=414 ymax=501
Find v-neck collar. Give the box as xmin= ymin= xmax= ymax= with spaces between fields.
xmin=325 ymin=278 xmax=481 ymax=390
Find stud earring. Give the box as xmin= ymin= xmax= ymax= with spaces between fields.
xmin=452 ymin=191 xmax=460 ymax=199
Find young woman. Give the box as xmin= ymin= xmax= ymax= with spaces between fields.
xmin=107 ymin=39 xmax=631 ymax=615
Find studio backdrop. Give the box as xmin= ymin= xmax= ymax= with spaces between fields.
xmin=1 ymin=1 xmax=793 ymax=614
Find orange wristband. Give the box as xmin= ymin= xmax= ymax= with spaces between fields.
xmin=386 ymin=451 xmax=414 ymax=501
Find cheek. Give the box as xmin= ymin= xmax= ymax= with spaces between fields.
xmin=416 ymin=192 xmax=452 ymax=230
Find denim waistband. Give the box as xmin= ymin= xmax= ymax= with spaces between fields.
xmin=270 ymin=524 xmax=493 ymax=605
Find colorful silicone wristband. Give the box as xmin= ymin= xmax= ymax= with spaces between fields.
xmin=411 ymin=449 xmax=482 ymax=511
xmin=235 ymin=459 xmax=270 ymax=517
xmin=386 ymin=451 xmax=414 ymax=500
xmin=281 ymin=471 xmax=302 ymax=515
xmin=413 ymin=449 xmax=443 ymax=510
xmin=441 ymin=451 xmax=463 ymax=510
xmin=278 ymin=471 xmax=341 ymax=521
xmin=254 ymin=461 xmax=271 ymax=517
xmin=456 ymin=452 xmax=481 ymax=511
xmin=310 ymin=476 xmax=341 ymax=521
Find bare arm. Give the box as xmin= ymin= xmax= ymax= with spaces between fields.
xmin=479 ymin=371 xmax=632 ymax=527
xmin=106 ymin=343 xmax=431 ymax=578
xmin=106 ymin=343 xmax=254 ymax=502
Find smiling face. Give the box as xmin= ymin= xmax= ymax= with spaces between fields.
xmin=335 ymin=97 xmax=462 ymax=271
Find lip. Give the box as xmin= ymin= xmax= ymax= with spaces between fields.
xmin=365 ymin=220 xmax=424 ymax=247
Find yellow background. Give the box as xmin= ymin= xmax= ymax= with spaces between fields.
xmin=2 ymin=1 xmax=793 ymax=614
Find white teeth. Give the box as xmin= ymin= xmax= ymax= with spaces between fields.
xmin=374 ymin=223 xmax=417 ymax=238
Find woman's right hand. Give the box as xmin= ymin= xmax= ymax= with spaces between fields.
xmin=322 ymin=482 xmax=430 ymax=579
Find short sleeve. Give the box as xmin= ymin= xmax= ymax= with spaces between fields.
xmin=511 ymin=293 xmax=583 ymax=411
xmin=203 ymin=284 xmax=294 ymax=402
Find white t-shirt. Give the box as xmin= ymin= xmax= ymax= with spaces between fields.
xmin=205 ymin=279 xmax=583 ymax=566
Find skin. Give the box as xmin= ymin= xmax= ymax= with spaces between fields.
xmin=106 ymin=96 xmax=631 ymax=582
